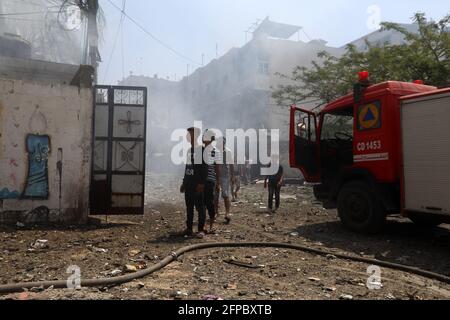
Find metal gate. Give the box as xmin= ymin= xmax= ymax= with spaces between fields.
xmin=90 ymin=86 xmax=147 ymax=215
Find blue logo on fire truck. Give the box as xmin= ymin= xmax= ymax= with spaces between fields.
xmin=358 ymin=101 xmax=381 ymax=130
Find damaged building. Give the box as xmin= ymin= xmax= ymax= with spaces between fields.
xmin=0 ymin=36 xmax=94 ymax=224
xmin=120 ymin=18 xmax=420 ymax=178
xmin=121 ymin=18 xmax=344 ymax=177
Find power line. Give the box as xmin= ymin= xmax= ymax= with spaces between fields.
xmin=0 ymin=11 xmax=54 ymax=16
xmin=0 ymin=17 xmax=45 ymax=22
xmin=102 ymin=0 xmax=126 ymax=83
xmin=3 ymin=0 xmax=44 ymax=7
xmin=106 ymin=0 xmax=201 ymax=66
xmin=0 ymin=1 xmax=78 ymax=17
xmin=120 ymin=0 xmax=126 ymax=80
xmin=302 ymin=28 xmax=312 ymax=42
xmin=0 ymin=8 xmax=62 ymax=16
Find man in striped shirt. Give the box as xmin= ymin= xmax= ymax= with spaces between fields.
xmin=203 ymin=129 xmax=221 ymax=233
xmin=215 ymin=136 xmax=235 ymax=224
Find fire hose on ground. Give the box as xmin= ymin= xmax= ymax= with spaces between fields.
xmin=0 ymin=242 xmax=449 ymax=294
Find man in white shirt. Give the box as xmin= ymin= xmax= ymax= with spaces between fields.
xmin=203 ymin=129 xmax=221 ymax=233
xmin=214 ymin=137 xmax=235 ymax=224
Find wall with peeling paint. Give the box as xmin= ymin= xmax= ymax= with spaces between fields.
xmin=0 ymin=77 xmax=93 ymax=224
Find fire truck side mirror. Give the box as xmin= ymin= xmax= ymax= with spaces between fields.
xmin=354 ymin=82 xmax=371 ymax=103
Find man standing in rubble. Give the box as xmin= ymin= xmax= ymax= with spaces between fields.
xmin=215 ymin=137 xmax=235 ymax=224
xmin=264 ymin=155 xmax=284 ymax=213
xmin=203 ymin=129 xmax=221 ymax=234
xmin=180 ymin=127 xmax=207 ymax=238
xmin=231 ymin=163 xmax=242 ymax=202
xmin=243 ymin=159 xmax=253 ymax=185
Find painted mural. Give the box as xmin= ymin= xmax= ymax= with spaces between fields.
xmin=0 ymin=104 xmax=52 ymax=201
xmin=22 ymin=134 xmax=51 ymax=199
xmin=0 ymin=188 xmax=20 ymax=199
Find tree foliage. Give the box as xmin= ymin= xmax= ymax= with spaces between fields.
xmin=273 ymin=13 xmax=450 ymax=107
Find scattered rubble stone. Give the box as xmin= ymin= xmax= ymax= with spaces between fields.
xmin=30 ymin=239 xmax=49 ymax=250
xmin=0 ymin=174 xmax=448 ymax=300
xmin=124 ymin=265 xmax=137 ymax=273
xmin=308 ymin=277 xmax=321 ymax=282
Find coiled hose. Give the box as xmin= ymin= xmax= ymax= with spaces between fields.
xmin=0 ymin=242 xmax=448 ymax=294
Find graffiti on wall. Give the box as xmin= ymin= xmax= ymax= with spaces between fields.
xmin=0 ymin=103 xmax=52 ymax=201
xmin=22 ymin=134 xmax=51 ymax=199
xmin=0 ymin=188 xmax=20 ymax=199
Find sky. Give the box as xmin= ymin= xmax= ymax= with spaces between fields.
xmin=97 ymin=0 xmax=448 ymax=85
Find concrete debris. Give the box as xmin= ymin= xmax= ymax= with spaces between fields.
xmin=308 ymin=277 xmax=321 ymax=282
xmin=109 ymin=269 xmax=122 ymax=276
xmin=225 ymin=283 xmax=237 ymax=290
xmin=202 ymin=294 xmax=223 ymax=301
xmin=30 ymin=239 xmax=49 ymax=250
xmin=128 ymin=249 xmax=141 ymax=257
xmin=171 ymin=291 xmax=189 ymax=300
xmin=0 ymin=174 xmax=446 ymax=300
xmin=135 ymin=282 xmax=145 ymax=289
xmin=30 ymin=285 xmax=45 ymax=293
xmin=280 ymin=195 xmax=297 ymax=200
xmin=124 ymin=265 xmax=137 ymax=273
xmin=88 ymin=245 xmax=108 ymax=253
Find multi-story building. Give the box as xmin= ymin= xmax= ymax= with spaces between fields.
xmin=121 ymin=19 xmax=344 ymax=177
xmin=121 ymin=18 xmax=413 ymax=177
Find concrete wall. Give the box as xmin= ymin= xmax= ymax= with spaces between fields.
xmin=0 ymin=78 xmax=93 ymax=224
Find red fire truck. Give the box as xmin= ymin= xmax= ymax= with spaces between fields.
xmin=290 ymin=73 xmax=450 ymax=233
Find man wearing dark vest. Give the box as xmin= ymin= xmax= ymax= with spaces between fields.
xmin=180 ymin=127 xmax=207 ymax=238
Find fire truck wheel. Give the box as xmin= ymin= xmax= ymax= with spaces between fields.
xmin=337 ymin=181 xmax=386 ymax=234
xmin=408 ymin=213 xmax=442 ymax=228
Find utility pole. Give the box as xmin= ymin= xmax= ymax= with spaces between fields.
xmin=0 ymin=2 xmax=5 ymax=34
xmin=86 ymin=0 xmax=100 ymax=83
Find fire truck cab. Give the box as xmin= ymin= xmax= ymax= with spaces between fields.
xmin=290 ymin=79 xmax=450 ymax=233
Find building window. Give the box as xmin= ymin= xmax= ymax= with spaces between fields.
xmin=258 ymin=62 xmax=269 ymax=75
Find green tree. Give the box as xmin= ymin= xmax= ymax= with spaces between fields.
xmin=273 ymin=12 xmax=450 ymax=107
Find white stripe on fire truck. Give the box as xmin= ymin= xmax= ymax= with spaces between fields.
xmin=353 ymin=153 xmax=389 ymax=163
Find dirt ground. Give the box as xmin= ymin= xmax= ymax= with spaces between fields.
xmin=0 ymin=173 xmax=449 ymax=300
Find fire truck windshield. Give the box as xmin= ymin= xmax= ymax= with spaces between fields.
xmin=321 ymin=109 xmax=354 ymax=141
